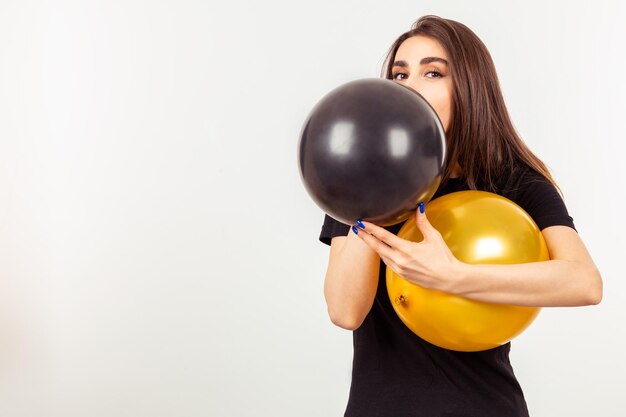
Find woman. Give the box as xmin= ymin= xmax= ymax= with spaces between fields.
xmin=319 ymin=15 xmax=602 ymax=417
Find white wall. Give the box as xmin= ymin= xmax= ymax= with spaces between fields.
xmin=0 ymin=0 xmax=624 ymax=416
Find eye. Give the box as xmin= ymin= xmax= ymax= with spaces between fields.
xmin=425 ymin=70 xmax=443 ymax=78
xmin=392 ymin=72 xmax=407 ymax=80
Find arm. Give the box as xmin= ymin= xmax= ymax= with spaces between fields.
xmin=355 ymin=213 xmax=603 ymax=308
xmin=323 ymin=230 xmax=380 ymax=330
xmin=452 ymin=225 xmax=603 ymax=307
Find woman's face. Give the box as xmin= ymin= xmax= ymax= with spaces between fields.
xmin=391 ymin=35 xmax=453 ymax=133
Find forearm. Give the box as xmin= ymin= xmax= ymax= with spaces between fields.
xmin=324 ymin=231 xmax=380 ymax=330
xmin=450 ymin=259 xmax=603 ymax=307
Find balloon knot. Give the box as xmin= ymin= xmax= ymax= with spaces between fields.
xmin=395 ymin=294 xmax=408 ymax=305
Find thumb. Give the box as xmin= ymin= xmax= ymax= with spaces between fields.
xmin=415 ymin=202 xmax=434 ymax=237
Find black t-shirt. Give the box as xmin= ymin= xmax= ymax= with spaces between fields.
xmin=318 ymin=164 xmax=575 ymax=417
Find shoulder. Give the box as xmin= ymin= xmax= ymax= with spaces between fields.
xmin=319 ymin=214 xmax=351 ymax=246
xmin=502 ymin=164 xmax=576 ymax=232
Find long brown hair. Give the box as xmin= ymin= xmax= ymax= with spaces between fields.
xmin=381 ymin=15 xmax=558 ymax=192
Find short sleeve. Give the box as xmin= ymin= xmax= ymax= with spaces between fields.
xmin=515 ymin=170 xmax=577 ymax=232
xmin=319 ymin=214 xmax=351 ymax=246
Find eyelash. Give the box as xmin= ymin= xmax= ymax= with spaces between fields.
xmin=392 ymin=70 xmax=443 ymax=80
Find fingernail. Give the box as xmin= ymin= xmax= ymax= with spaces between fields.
xmin=351 ymin=225 xmax=359 ymax=235
xmin=419 ymin=202 xmax=425 ymax=214
xmin=356 ymin=219 xmax=365 ymax=229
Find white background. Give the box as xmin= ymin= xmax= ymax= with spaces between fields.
xmin=0 ymin=1 xmax=624 ymax=416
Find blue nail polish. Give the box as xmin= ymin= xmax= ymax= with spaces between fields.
xmin=351 ymin=225 xmax=359 ymax=235
xmin=356 ymin=219 xmax=365 ymax=229
xmin=419 ymin=202 xmax=425 ymax=214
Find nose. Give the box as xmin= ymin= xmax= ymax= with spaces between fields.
xmin=401 ymin=78 xmax=420 ymax=95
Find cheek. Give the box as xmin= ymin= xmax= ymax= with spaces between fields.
xmin=423 ymin=93 xmax=451 ymax=131
xmin=438 ymin=104 xmax=451 ymax=133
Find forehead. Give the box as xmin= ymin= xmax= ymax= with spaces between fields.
xmin=394 ymin=35 xmax=448 ymax=62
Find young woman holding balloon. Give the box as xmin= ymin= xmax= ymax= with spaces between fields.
xmin=318 ymin=15 xmax=603 ymax=417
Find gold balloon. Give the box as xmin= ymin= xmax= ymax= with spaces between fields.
xmin=386 ymin=191 xmax=549 ymax=352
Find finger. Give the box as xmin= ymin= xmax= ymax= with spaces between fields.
xmin=381 ymin=255 xmax=403 ymax=276
xmin=352 ymin=225 xmax=398 ymax=260
xmin=358 ymin=220 xmax=412 ymax=251
xmin=415 ymin=202 xmax=436 ymax=238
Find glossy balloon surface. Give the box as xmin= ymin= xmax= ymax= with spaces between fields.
xmin=386 ymin=191 xmax=548 ymax=351
xmin=298 ymin=78 xmax=446 ymax=225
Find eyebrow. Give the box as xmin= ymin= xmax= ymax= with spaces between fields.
xmin=393 ymin=57 xmax=449 ymax=67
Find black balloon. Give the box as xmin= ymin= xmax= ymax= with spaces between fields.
xmin=298 ymin=78 xmax=446 ymax=226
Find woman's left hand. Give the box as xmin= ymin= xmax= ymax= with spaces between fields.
xmin=353 ymin=203 xmax=464 ymax=293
